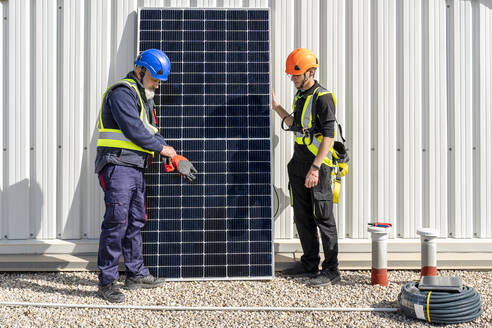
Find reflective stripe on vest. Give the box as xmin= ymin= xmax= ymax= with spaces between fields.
xmin=293 ymin=87 xmax=337 ymax=167
xmin=97 ymin=79 xmax=158 ymax=156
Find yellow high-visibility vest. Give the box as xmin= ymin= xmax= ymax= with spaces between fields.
xmin=97 ymin=78 xmax=158 ymax=156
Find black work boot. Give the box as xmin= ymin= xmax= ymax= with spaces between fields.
xmin=98 ymin=282 xmax=125 ymax=303
xmin=309 ymin=269 xmax=341 ymax=287
xmin=281 ymin=262 xmax=319 ymax=278
xmin=124 ymin=274 xmax=166 ymax=290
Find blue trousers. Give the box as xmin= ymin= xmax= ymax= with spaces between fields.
xmin=97 ymin=164 xmax=150 ymax=286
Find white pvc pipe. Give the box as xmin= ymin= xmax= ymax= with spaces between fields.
xmin=0 ymin=301 xmax=399 ymax=312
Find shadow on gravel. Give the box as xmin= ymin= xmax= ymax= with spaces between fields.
xmin=0 ymin=273 xmax=100 ymax=299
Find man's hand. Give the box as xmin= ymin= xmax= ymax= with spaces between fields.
xmin=171 ymin=155 xmax=198 ymax=183
xmin=160 ymin=145 xmax=176 ymax=158
xmin=271 ymin=89 xmax=280 ymax=111
xmin=304 ymin=167 xmax=319 ymax=188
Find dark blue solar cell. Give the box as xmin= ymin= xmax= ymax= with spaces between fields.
xmin=249 ymin=105 xmax=270 ymax=116
xmin=182 ymin=267 xmax=204 ymax=278
xmin=163 ymin=51 xmax=182 ymax=63
xmin=228 ymin=266 xmax=249 ymax=277
xmin=205 ymin=63 xmax=226 ymax=73
xmin=250 ymin=241 xmax=272 ymax=253
xmin=227 ymin=85 xmax=247 ymax=95
xmin=226 ymin=95 xmax=247 ymax=105
xmin=205 ymin=10 xmax=225 ymax=19
xmin=227 ymin=52 xmax=248 ymax=62
xmin=183 ymin=140 xmax=204 ymax=150
xmin=226 ymin=117 xmax=243 ymax=128
xmin=249 ymin=20 xmax=269 ymax=30
xmin=249 ymin=151 xmax=270 ymax=162
xmin=183 ymin=128 xmax=204 ymax=138
xmin=205 ymin=41 xmax=226 ymax=51
xmin=227 ymin=31 xmax=247 ymax=41
xmin=205 ymin=266 xmax=226 ymax=277
xmin=227 ymin=42 xmax=247 ymax=51
xmin=183 ymin=63 xmax=204 ymax=73
xmin=205 ymin=31 xmax=225 ymax=40
xmin=145 ymin=219 xmax=159 ymax=230
xmin=227 ymin=21 xmax=247 ymax=31
xmin=206 ymin=20 xmax=225 ymax=30
xmin=182 ymin=255 xmax=203 ymax=266
xmin=250 ymin=184 xmax=271 ymax=195
xmin=250 ymin=230 xmax=272 ymax=241
xmin=205 ymin=173 xmax=226 ymax=185
xmin=250 ymin=162 xmax=271 ymax=173
xmin=205 ymin=232 xmax=227 ymax=243
xmin=248 ymin=41 xmax=269 ymax=51
xmin=249 ymin=174 xmax=270 ymax=185
xmin=250 ymin=207 xmax=272 ymax=218
xmin=205 ymin=52 xmax=225 ymax=62
xmin=183 ymin=116 xmax=204 ymax=127
xmin=227 ymin=162 xmax=248 ymax=173
xmin=182 ymin=242 xmax=203 ymax=254
xmin=159 ymin=220 xmax=181 ymax=231
xmin=227 ymin=151 xmax=248 ymax=162
xmin=162 ymin=41 xmax=183 ymax=52
xmin=159 ymin=195 xmax=181 ymax=207
xmin=228 ymin=218 xmax=248 ymax=230
xmin=248 ymin=10 xmax=268 ymax=20
xmin=226 ymin=63 xmax=247 ymax=72
xmin=139 ymin=41 xmax=160 ymax=51
xmin=227 ymin=140 xmax=248 ymax=150
xmin=250 ymin=219 xmax=271 ymax=230
xmin=205 ymin=183 xmax=226 ymax=194
xmin=248 ymin=116 xmax=269 ymax=128
xmin=162 ymin=20 xmax=183 ymax=30
xmin=248 ymin=52 xmax=269 ymax=62
xmin=161 ymin=9 xmax=183 ymax=20
xmin=182 ymin=83 xmax=204 ymax=94
xmin=144 ymin=231 xmax=158 ymax=243
xmin=184 ymin=20 xmax=204 ymax=30
xmin=249 ymin=127 xmax=270 ymax=138
xmin=250 ymin=266 xmax=272 ymax=277
xmin=227 ymin=230 xmax=248 ymax=241
xmin=182 ymin=197 xmax=204 ymax=208
xmin=141 ymin=9 xmax=161 ymax=20
xmin=183 ymin=41 xmax=204 ymax=51
xmin=159 ymin=208 xmax=182 ymax=218
xmin=184 ymin=10 xmax=204 ymax=19
xmin=145 ymin=255 xmax=158 ymax=266
xmin=182 ymin=231 xmax=203 ymax=242
xmin=249 ymin=73 xmax=269 ymax=83
xmin=183 ymin=52 xmax=204 ymax=62
xmin=159 ymin=243 xmax=180 ymax=255
xmin=249 ymin=95 xmax=269 ymax=105
xmin=250 ymin=195 xmax=271 ymax=207
xmin=248 ymin=63 xmax=269 ymax=72
xmin=227 ymin=185 xmax=248 ymax=196
xmin=183 ymin=73 xmax=204 ymax=83
xmin=205 ymin=140 xmax=225 ymax=151
xmin=205 ymin=195 xmax=227 ymax=207
xmin=250 ymin=254 xmax=272 ymax=265
xmin=248 ymin=84 xmax=269 ymax=94
xmin=167 ymin=73 xmax=183 ymax=84
xmin=184 ymin=31 xmax=204 ymax=41
xmin=226 ymin=195 xmax=248 ymax=206
xmin=205 ymin=243 xmax=226 ymax=254
xmin=182 ymin=208 xmax=204 ymax=219
xmin=182 ymin=185 xmax=203 ymax=196
xmin=226 ymin=10 xmax=247 ymax=20
xmin=248 ymin=31 xmax=269 ymax=41
xmin=140 ymin=20 xmax=161 ymax=31
xmin=205 ymin=151 xmax=226 ymax=162
xmin=170 ymin=62 xmax=183 ymax=72
xmin=161 ymin=117 xmax=181 ymax=128
xmin=183 ymin=95 xmax=204 ymax=105
xmin=205 ymin=84 xmax=226 ymax=94
xmin=181 ymin=106 xmax=202 ymax=117
xmin=227 ymin=73 xmax=247 ymax=83
xmin=161 ymin=31 xmax=181 ymax=41
xmin=205 ymin=74 xmax=226 ymax=83
xmin=160 ymin=231 xmax=181 ymax=243
xmin=205 ymin=207 xmax=226 ymax=219
xmin=157 ymin=267 xmax=180 ymax=278
xmin=228 ymin=242 xmax=249 ymax=253
xmin=205 ymin=95 xmax=226 ymax=105
xmin=227 ymin=128 xmax=247 ymax=138
xmin=205 ymin=219 xmax=226 ymax=230
xmin=226 ymin=106 xmax=248 ymax=116
xmin=140 ymin=31 xmax=161 ymax=41
xmin=228 ymin=254 xmax=249 ymax=265
xmin=159 ymin=255 xmax=180 ymax=266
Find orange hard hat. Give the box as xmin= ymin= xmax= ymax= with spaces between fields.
xmin=285 ymin=48 xmax=319 ymax=75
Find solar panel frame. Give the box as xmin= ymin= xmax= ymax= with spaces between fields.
xmin=137 ymin=7 xmax=274 ymax=281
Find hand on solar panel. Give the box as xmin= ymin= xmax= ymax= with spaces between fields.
xmin=171 ymin=155 xmax=198 ymax=183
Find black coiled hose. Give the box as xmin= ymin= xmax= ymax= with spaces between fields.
xmin=398 ymin=282 xmax=482 ymax=324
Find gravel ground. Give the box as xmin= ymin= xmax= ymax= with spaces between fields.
xmin=0 ymin=270 xmax=489 ymax=327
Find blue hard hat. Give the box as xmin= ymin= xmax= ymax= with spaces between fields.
xmin=134 ymin=49 xmax=171 ymax=81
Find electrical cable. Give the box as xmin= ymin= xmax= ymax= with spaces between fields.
xmin=273 ymin=185 xmax=280 ymax=217
xmin=398 ymin=282 xmax=482 ymax=324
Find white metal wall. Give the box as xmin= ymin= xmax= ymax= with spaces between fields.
xmin=0 ymin=0 xmax=491 ymax=249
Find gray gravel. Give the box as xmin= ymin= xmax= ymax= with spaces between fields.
xmin=0 ymin=270 xmax=490 ymax=327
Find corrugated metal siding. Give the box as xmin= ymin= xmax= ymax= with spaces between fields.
xmin=1 ymin=0 xmax=491 ymax=247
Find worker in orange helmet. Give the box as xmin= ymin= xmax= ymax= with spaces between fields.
xmin=272 ymin=48 xmax=341 ymax=286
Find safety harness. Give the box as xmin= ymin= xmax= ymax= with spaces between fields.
xmin=97 ymin=78 xmax=158 ymax=156
xmin=282 ymin=87 xmax=350 ymax=203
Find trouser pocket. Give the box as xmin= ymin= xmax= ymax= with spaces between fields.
xmin=288 ymin=182 xmax=294 ymax=207
xmin=311 ymin=164 xmax=333 ymax=219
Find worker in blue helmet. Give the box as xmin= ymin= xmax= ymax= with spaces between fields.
xmin=94 ymin=48 xmax=197 ymax=303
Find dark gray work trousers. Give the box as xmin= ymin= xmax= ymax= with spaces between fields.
xmin=287 ymin=158 xmax=339 ymax=272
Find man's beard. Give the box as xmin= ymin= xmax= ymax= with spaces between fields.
xmin=145 ymin=89 xmax=155 ymax=100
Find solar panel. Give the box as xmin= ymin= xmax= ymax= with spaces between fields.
xmin=138 ymin=8 xmax=273 ymax=280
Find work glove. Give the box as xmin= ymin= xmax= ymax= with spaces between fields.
xmin=164 ymin=155 xmax=198 ymax=183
